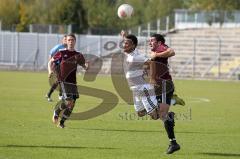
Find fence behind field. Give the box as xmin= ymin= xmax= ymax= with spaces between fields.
xmin=0 ymin=31 xmax=239 ymax=80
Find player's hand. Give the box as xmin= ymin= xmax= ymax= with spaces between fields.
xmin=150 ymin=52 xmax=157 ymax=59
xmin=120 ymin=30 xmax=128 ymax=38
xmin=84 ymin=61 xmax=89 ymax=70
xmin=48 ymin=72 xmax=53 ymax=78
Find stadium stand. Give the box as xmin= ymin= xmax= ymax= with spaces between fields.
xmin=164 ymin=28 xmax=240 ymax=79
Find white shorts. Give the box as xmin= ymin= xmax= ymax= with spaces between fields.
xmin=131 ymin=84 xmax=158 ymax=114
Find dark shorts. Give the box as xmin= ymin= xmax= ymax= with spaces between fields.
xmin=154 ymin=80 xmax=174 ymax=105
xmin=62 ymin=82 xmax=79 ymax=100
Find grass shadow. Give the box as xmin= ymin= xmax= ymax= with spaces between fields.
xmin=1 ymin=145 xmax=118 ymax=150
xmin=70 ymin=127 xmax=219 ymax=134
xmin=73 ymin=127 xmax=163 ymax=133
xmin=198 ymin=152 xmax=240 ymax=157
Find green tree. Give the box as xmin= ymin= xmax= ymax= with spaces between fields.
xmin=144 ymin=0 xmax=183 ymax=20
xmin=82 ymin=0 xmax=120 ymax=33
xmin=47 ymin=0 xmax=87 ymax=33
xmin=0 ymin=0 xmax=19 ymax=30
xmin=5 ymin=0 xmax=240 ymax=33
xmin=26 ymin=0 xmax=51 ymax=24
xmin=115 ymin=0 xmax=184 ymax=29
xmin=16 ymin=2 xmax=30 ymax=32
xmin=184 ymin=0 xmax=240 ymax=10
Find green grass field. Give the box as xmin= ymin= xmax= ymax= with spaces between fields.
xmin=0 ymin=71 xmax=240 ymax=159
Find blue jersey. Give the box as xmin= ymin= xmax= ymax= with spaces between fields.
xmin=49 ymin=44 xmax=66 ymax=57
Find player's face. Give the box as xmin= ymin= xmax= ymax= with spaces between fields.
xmin=123 ymin=39 xmax=135 ymax=53
xmin=67 ymin=36 xmax=76 ymax=50
xmin=149 ymin=37 xmax=160 ymax=51
xmin=62 ymin=37 xmax=67 ymax=45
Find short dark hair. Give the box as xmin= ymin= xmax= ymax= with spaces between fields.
xmin=125 ymin=34 xmax=138 ymax=47
xmin=151 ymin=34 xmax=165 ymax=44
xmin=67 ymin=33 xmax=76 ymax=41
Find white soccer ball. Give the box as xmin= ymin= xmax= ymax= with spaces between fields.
xmin=117 ymin=4 xmax=133 ymax=19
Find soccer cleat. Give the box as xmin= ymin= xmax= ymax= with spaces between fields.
xmin=45 ymin=94 xmax=53 ymax=102
xmin=52 ymin=112 xmax=58 ymax=124
xmin=172 ymin=94 xmax=185 ymax=106
xmin=58 ymin=95 xmax=63 ymax=100
xmin=57 ymin=122 xmax=65 ymax=129
xmin=48 ymin=98 xmax=53 ymax=102
xmin=166 ymin=142 xmax=180 ymax=154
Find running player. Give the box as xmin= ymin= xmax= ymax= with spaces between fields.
xmin=149 ymin=33 xmax=181 ymax=154
xmin=50 ymin=33 xmax=88 ymax=128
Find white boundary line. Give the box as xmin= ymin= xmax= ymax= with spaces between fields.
xmin=188 ymin=97 xmax=210 ymax=103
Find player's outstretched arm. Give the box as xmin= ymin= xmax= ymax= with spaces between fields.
xmin=150 ymin=48 xmax=175 ymax=59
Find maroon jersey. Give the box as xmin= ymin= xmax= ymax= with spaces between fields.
xmin=153 ymin=44 xmax=172 ymax=82
xmin=53 ymin=50 xmax=85 ymax=84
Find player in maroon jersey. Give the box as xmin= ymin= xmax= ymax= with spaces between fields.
xmin=149 ymin=34 xmax=181 ymax=154
xmin=50 ymin=33 xmax=88 ymax=128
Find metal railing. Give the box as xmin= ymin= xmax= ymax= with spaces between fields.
xmin=0 ymin=32 xmax=239 ymax=80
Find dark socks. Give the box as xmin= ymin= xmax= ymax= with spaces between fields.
xmin=47 ymin=82 xmax=58 ymax=97
xmin=60 ymin=117 xmax=66 ymax=124
xmin=54 ymin=102 xmax=67 ymax=116
xmin=164 ymin=112 xmax=176 ymax=142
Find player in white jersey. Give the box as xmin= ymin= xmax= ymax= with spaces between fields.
xmin=123 ymin=44 xmax=158 ymax=117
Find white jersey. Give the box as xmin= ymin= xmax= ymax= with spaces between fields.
xmin=124 ymin=49 xmax=150 ymax=90
xmin=124 ymin=49 xmax=158 ymax=114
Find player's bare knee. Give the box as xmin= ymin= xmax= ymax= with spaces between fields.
xmin=159 ymin=111 xmax=168 ymax=120
xmin=158 ymin=103 xmax=169 ymax=120
xmin=137 ymin=109 xmax=147 ymax=117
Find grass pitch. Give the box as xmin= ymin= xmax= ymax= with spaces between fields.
xmin=0 ymin=71 xmax=239 ymax=159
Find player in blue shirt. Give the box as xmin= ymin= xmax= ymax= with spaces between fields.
xmin=46 ymin=35 xmax=67 ymax=102
xmin=49 ymin=38 xmax=67 ymax=58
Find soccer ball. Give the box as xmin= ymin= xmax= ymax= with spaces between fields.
xmin=117 ymin=4 xmax=133 ymax=19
